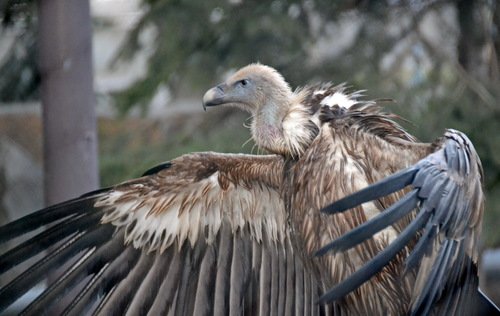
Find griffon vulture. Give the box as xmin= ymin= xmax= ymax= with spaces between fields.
xmin=0 ymin=64 xmax=498 ymax=315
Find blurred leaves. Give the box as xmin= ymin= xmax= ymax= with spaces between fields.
xmin=113 ymin=0 xmax=313 ymax=113
xmin=113 ymin=0 xmax=404 ymax=113
xmin=0 ymin=0 xmax=38 ymax=102
xmin=98 ymin=108 xmax=252 ymax=186
xmin=1 ymin=0 xmax=34 ymax=26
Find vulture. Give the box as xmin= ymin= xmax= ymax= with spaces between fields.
xmin=0 ymin=63 xmax=498 ymax=316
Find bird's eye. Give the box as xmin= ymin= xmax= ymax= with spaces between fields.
xmin=238 ymin=79 xmax=249 ymax=87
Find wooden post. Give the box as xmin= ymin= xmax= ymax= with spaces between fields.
xmin=38 ymin=0 xmax=99 ymax=205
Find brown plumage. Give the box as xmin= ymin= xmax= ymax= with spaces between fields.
xmin=0 ymin=63 xmax=497 ymax=315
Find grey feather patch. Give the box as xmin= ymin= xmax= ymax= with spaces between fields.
xmin=213 ymin=222 xmax=233 ymax=315
xmin=126 ymin=247 xmax=175 ymax=314
xmin=147 ymin=242 xmax=184 ymax=315
xmin=193 ymin=245 xmax=217 ymax=316
xmin=93 ymin=252 xmax=155 ymax=315
xmin=63 ymin=246 xmax=141 ymax=315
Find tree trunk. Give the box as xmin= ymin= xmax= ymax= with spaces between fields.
xmin=493 ymin=1 xmax=500 ymax=83
xmin=456 ymin=0 xmax=488 ymax=80
xmin=38 ymin=0 xmax=99 ymax=206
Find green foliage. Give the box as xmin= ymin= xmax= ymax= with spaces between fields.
xmin=114 ymin=0 xmax=411 ymax=113
xmin=114 ymin=0 xmax=322 ymax=113
xmin=0 ymin=0 xmax=38 ymax=102
xmin=99 ymin=109 xmax=252 ymax=186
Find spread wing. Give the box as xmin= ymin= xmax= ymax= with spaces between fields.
xmin=0 ymin=152 xmax=323 ymax=315
xmin=316 ymin=129 xmax=499 ymax=315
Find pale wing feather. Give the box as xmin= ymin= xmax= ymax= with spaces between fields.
xmin=98 ymin=172 xmax=286 ymax=252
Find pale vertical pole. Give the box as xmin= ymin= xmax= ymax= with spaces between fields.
xmin=38 ymin=0 xmax=99 ymax=205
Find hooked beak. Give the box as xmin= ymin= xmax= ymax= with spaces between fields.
xmin=202 ymin=84 xmax=226 ymax=111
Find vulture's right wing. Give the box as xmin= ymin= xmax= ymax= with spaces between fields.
xmin=0 ymin=152 xmax=322 ymax=315
xmin=317 ymin=129 xmax=499 ymax=315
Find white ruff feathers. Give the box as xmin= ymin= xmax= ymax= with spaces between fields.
xmin=320 ymin=91 xmax=356 ymax=109
xmin=282 ymin=101 xmax=317 ymax=158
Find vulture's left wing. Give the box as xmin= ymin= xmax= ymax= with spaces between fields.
xmin=0 ymin=152 xmax=321 ymax=315
xmin=317 ymin=129 xmax=499 ymax=315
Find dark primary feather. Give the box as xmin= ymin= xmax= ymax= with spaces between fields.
xmin=316 ymin=190 xmax=419 ymax=256
xmin=22 ymin=228 xmax=128 ymax=315
xmin=94 ymin=251 xmax=156 ymax=315
xmin=0 ymin=209 xmax=102 ymax=274
xmin=320 ymin=167 xmax=418 ymax=215
xmin=0 ymin=194 xmax=102 ymax=243
xmin=318 ymin=208 xmax=431 ymax=304
xmin=318 ymin=129 xmax=499 ymax=315
xmin=141 ymin=161 xmax=173 ymax=176
xmin=0 ymin=224 xmax=114 ymax=312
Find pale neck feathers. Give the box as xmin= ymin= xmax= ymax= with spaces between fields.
xmin=251 ymin=89 xmax=318 ymax=158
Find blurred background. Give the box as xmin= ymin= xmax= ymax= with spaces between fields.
xmin=0 ymin=0 xmax=499 ymax=305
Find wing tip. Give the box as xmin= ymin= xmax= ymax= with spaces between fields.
xmin=141 ymin=162 xmax=172 ymax=176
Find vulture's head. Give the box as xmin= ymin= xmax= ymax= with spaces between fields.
xmin=203 ymin=63 xmax=318 ymax=158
